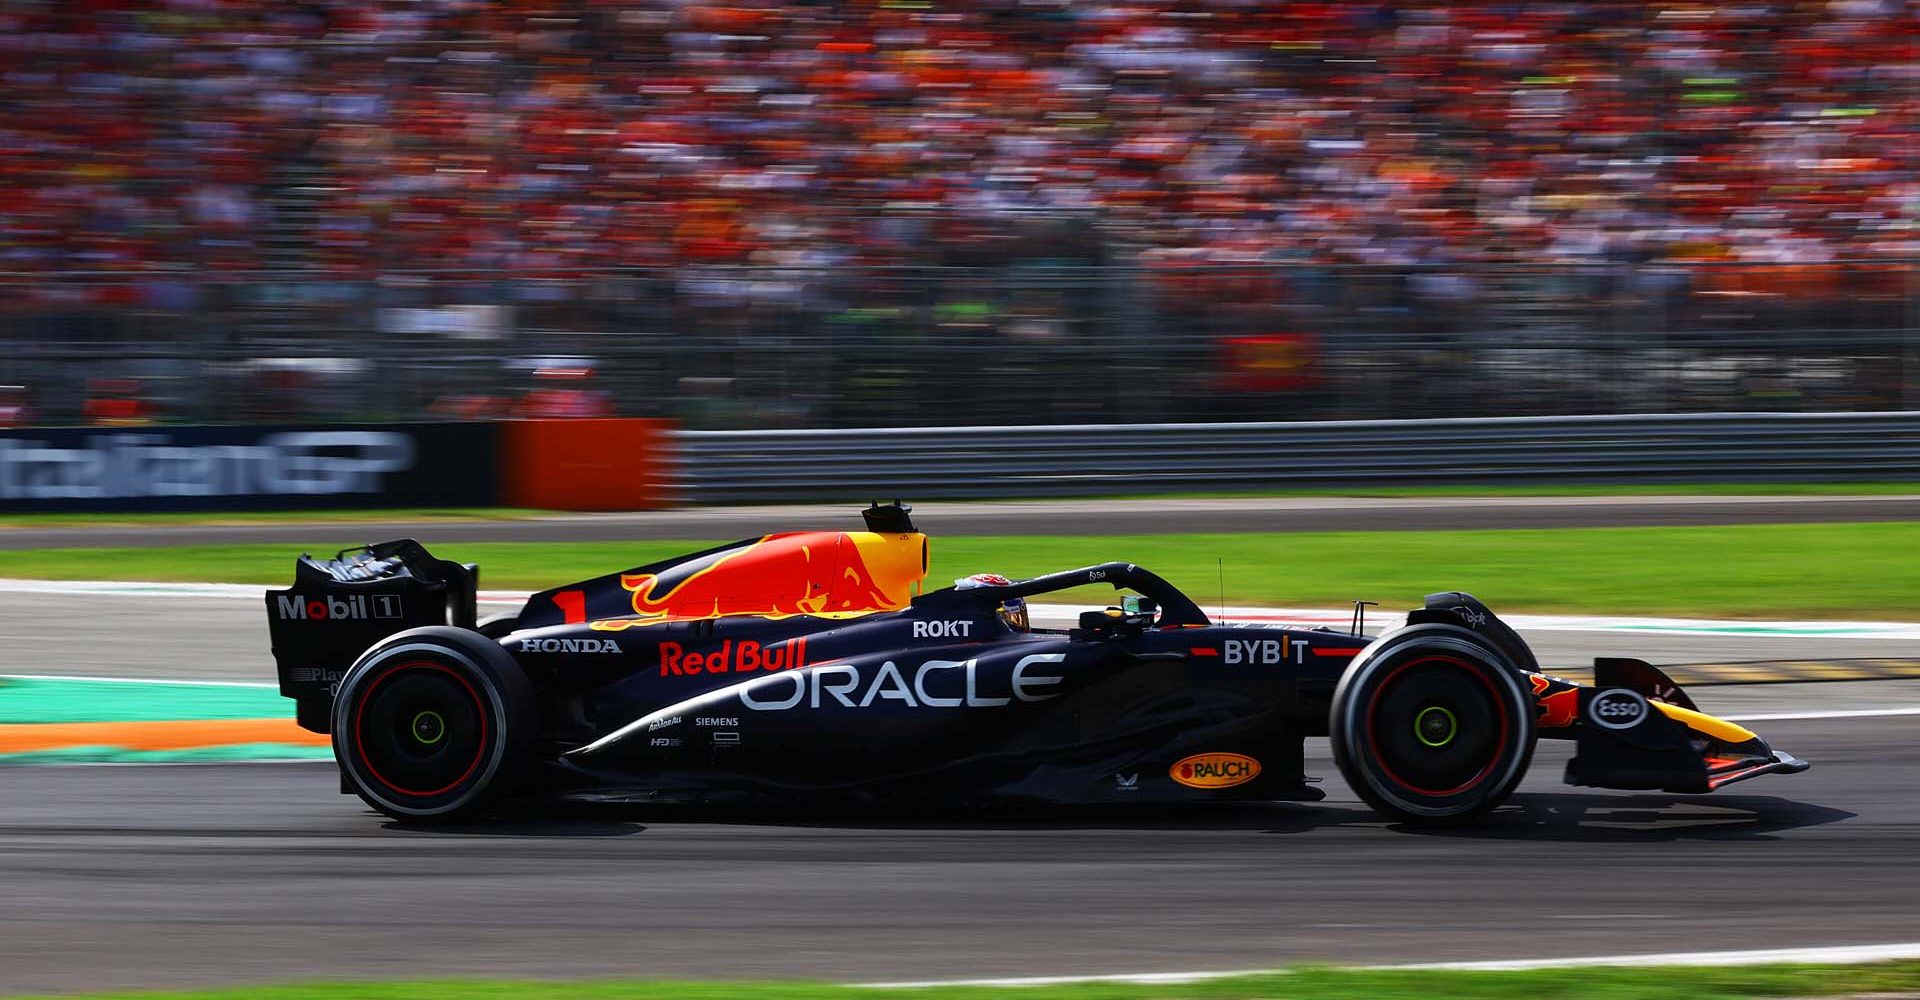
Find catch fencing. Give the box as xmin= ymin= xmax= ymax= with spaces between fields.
xmin=674 ymin=411 xmax=1920 ymax=504
xmin=5 ymin=261 xmax=1916 ymax=429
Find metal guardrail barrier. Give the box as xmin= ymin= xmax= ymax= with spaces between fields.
xmin=4 ymin=262 xmax=1915 ymax=428
xmin=675 ymin=411 xmax=1920 ymax=503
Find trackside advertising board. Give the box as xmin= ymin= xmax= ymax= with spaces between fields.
xmin=0 ymin=423 xmax=501 ymax=512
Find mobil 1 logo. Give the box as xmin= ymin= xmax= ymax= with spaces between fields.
xmin=274 ymin=592 xmax=403 ymax=622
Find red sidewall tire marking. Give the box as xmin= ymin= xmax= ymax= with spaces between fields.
xmin=350 ymin=660 xmax=489 ymax=799
xmin=1362 ymin=654 xmax=1512 ymax=798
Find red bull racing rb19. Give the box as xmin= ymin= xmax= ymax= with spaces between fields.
xmin=267 ymin=503 xmax=1808 ymax=824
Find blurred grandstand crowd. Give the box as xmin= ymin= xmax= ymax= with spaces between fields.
xmin=0 ymin=1 xmax=1915 ymax=425
xmin=7 ymin=0 xmax=1916 ymax=275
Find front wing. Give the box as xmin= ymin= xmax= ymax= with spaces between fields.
xmin=1561 ymin=658 xmax=1809 ymax=794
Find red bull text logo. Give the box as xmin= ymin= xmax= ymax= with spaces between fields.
xmin=659 ymin=638 xmax=810 ymax=676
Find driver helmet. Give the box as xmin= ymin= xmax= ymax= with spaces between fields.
xmin=955 ymin=572 xmax=1029 ymax=631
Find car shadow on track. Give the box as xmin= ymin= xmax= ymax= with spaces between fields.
xmin=1406 ymin=792 xmax=1855 ymax=842
xmin=385 ymin=800 xmax=1367 ymax=837
xmin=377 ymin=815 xmax=648 ymax=837
xmin=380 ymin=793 xmax=1850 ymax=841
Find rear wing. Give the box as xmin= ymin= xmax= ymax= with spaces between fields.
xmin=266 ymin=539 xmax=479 ymax=733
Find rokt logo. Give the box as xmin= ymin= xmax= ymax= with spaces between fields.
xmin=1170 ymin=752 xmax=1261 ymax=789
xmin=274 ymin=593 xmax=401 ymax=622
xmin=911 ymin=620 xmax=973 ymax=639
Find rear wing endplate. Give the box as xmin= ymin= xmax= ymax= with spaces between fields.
xmin=266 ymin=539 xmax=479 ymax=732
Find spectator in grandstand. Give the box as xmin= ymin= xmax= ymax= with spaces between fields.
xmin=2 ymin=1 xmax=1910 ymax=280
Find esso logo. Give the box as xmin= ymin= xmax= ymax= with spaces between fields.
xmin=1588 ymin=688 xmax=1649 ymax=730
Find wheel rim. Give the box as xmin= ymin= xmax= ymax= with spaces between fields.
xmin=351 ymin=661 xmax=488 ymax=799
xmin=1364 ymin=655 xmax=1510 ymax=797
xmin=411 ymin=710 xmax=448 ymax=746
xmin=1413 ymin=705 xmax=1458 ymax=748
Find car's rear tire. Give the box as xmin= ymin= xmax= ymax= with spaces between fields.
xmin=332 ymin=627 xmax=535 ymax=823
xmin=1330 ymin=624 xmax=1536 ymax=823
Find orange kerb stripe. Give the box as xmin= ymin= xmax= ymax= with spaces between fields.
xmin=0 ymin=718 xmax=328 ymax=753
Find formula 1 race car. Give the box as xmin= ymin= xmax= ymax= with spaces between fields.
xmin=267 ymin=503 xmax=1808 ymax=823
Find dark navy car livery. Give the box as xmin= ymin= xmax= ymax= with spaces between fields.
xmin=268 ymin=503 xmax=1807 ymax=823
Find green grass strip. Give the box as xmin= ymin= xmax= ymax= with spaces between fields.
xmin=15 ymin=961 xmax=1920 ymax=1000
xmin=0 ymin=482 xmax=1914 ymax=528
xmin=0 ymin=507 xmax=549 ymax=528
xmin=0 ymin=522 xmax=1916 ymax=618
xmin=0 ymin=677 xmax=285 ymax=725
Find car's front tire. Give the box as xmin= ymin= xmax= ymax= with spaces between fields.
xmin=1329 ymin=624 xmax=1536 ymax=823
xmin=332 ymin=627 xmax=534 ymax=823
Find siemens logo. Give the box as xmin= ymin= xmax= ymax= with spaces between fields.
xmin=0 ymin=432 xmax=414 ymax=500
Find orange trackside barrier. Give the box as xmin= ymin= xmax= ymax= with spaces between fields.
xmin=499 ymin=418 xmax=677 ymax=511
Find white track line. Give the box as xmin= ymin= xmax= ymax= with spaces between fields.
xmin=856 ymin=969 xmax=1285 ymax=988
xmin=1394 ymin=941 xmax=1920 ymax=971
xmin=856 ymin=941 xmax=1920 ymax=988
xmin=0 ymin=578 xmax=526 ymax=605
xmin=3 ymin=578 xmax=1919 ymax=637
xmin=0 ymin=579 xmax=267 ymax=599
xmin=1032 ymin=603 xmax=1920 ymax=639
xmin=1726 ymin=706 xmax=1920 ymax=722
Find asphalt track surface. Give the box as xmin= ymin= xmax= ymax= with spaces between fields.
xmin=4 ymin=494 xmax=1920 ymax=548
xmin=0 ymin=710 xmax=1910 ymax=995
xmin=2 ymin=585 xmax=1920 ymax=992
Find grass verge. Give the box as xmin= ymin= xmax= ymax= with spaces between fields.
xmin=17 ymin=962 xmax=1920 ymax=1000
xmin=0 ymin=522 xmax=1916 ymax=618
xmin=0 ymin=481 xmax=1914 ymax=529
xmin=0 ymin=507 xmax=547 ymax=529
xmin=1089 ymin=481 xmax=1920 ymax=500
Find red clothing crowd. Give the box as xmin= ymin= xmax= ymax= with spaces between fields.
xmin=1 ymin=1 xmax=1914 ymax=300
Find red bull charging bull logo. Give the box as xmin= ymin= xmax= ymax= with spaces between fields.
xmin=609 ymin=531 xmax=927 ymax=623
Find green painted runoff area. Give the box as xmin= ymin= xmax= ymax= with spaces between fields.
xmin=0 ymin=743 xmax=330 ymax=764
xmin=0 ymin=521 xmax=1916 ymax=618
xmin=0 ymin=677 xmax=324 ymax=763
xmin=0 ymin=676 xmax=286 ymax=725
xmin=10 ymin=962 xmax=1920 ymax=1000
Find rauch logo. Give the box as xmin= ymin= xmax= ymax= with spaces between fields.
xmin=1170 ymin=752 xmax=1261 ymax=789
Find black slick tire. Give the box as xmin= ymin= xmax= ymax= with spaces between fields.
xmin=331 ymin=626 xmax=535 ymax=823
xmin=1329 ymin=623 xmax=1536 ymax=823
